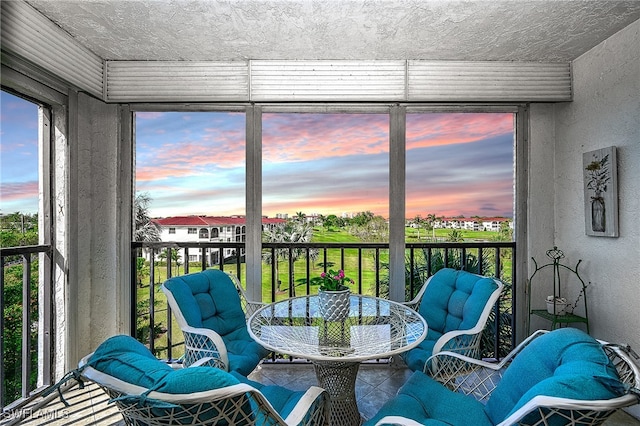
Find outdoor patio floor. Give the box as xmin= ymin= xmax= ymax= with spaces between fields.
xmin=7 ymin=360 xmax=640 ymax=426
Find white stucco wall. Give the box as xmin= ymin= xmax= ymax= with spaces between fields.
xmin=57 ymin=20 xmax=639 ymax=405
xmin=70 ymin=93 xmax=122 ymax=367
xmin=555 ymin=19 xmax=639 ymax=347
xmin=526 ymin=103 xmax=557 ymax=336
xmin=529 ymin=21 xmax=639 ymax=418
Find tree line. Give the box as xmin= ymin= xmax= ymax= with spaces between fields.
xmin=1 ymin=212 xmax=40 ymax=405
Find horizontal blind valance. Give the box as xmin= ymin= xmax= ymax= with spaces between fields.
xmin=250 ymin=60 xmax=407 ymax=101
xmin=407 ymin=61 xmax=571 ymax=102
xmin=106 ymin=61 xmax=249 ymax=102
xmin=1 ymin=1 xmax=104 ymax=98
xmin=1 ymin=3 xmax=572 ymax=103
xmin=105 ymin=60 xmax=571 ymax=102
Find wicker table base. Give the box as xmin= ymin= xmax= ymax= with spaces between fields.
xmin=313 ymin=360 xmax=362 ymax=426
xmin=248 ymin=295 xmax=428 ymax=426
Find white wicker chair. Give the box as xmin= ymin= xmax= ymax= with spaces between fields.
xmin=421 ymin=330 xmax=640 ymax=426
xmin=161 ymin=269 xmax=269 ymax=374
xmin=402 ymin=268 xmax=504 ymax=374
xmin=78 ymin=354 xmax=329 ymax=426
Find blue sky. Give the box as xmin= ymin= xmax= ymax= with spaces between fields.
xmin=136 ymin=110 xmax=514 ymax=218
xmin=1 ymin=91 xmax=39 ymax=215
xmin=1 ymin=89 xmax=515 ymax=219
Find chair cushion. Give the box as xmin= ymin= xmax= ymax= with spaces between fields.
xmin=88 ymin=335 xmax=241 ymax=394
xmin=363 ymin=371 xmax=493 ymax=426
xmin=402 ymin=339 xmax=436 ymax=372
xmin=88 ymin=335 xmax=173 ymax=388
xmin=484 ymin=328 xmax=625 ymax=425
xmin=418 ymin=268 xmax=498 ymax=337
xmin=402 ymin=268 xmax=498 ymax=371
xmin=226 ymin=336 xmax=271 ymax=376
xmin=231 ymin=372 xmax=309 ymax=421
xmin=87 ymin=335 xmax=255 ymax=426
xmin=164 ymin=269 xmax=247 ymax=336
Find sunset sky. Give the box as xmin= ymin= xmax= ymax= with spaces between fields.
xmin=1 ymin=89 xmax=515 ymax=219
xmin=1 ymin=91 xmax=39 ymax=215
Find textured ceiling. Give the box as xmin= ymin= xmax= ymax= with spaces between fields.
xmin=26 ymin=0 xmax=640 ymax=62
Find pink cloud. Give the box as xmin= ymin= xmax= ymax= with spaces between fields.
xmin=406 ymin=113 xmax=513 ymax=149
xmin=0 ymin=181 xmax=38 ymax=201
xmin=262 ymin=114 xmax=389 ymax=163
xmin=137 ymin=131 xmax=245 ymax=182
xmin=136 ymin=112 xmax=513 ymax=219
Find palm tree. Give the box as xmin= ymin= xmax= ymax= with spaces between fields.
xmin=413 ymin=215 xmax=422 ymax=240
xmin=158 ymin=248 xmax=182 ymax=276
xmin=262 ymin=221 xmax=318 ymax=296
xmin=425 ymin=213 xmax=438 ymax=240
xmin=136 ymin=257 xmax=150 ymax=287
xmin=447 ymin=229 xmax=465 ymax=242
xmin=133 ymin=193 xmax=166 ymax=347
xmin=294 ymin=211 xmax=307 ymax=223
xmin=134 ymin=192 xmax=162 ymax=242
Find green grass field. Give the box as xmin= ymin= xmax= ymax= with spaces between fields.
xmin=137 ymin=225 xmax=513 ymax=358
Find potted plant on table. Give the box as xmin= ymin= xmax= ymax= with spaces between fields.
xmin=317 ymin=269 xmax=354 ymax=322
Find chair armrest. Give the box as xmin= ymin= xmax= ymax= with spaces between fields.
xmin=496 ymin=393 xmax=640 ymax=426
xmin=403 ymin=276 xmax=432 ymax=311
xmin=426 ymin=331 xmax=552 ymax=402
xmin=426 ymin=351 xmax=508 ymax=402
xmin=374 ymin=415 xmax=425 ymax=426
xmin=424 ymin=329 xmax=485 ymax=376
xmin=402 ymin=299 xmax=420 ymax=311
xmin=283 ymin=386 xmax=329 ymax=426
xmin=189 ymin=357 xmax=217 ymax=368
xmin=245 ymin=300 xmax=268 ymax=317
xmin=182 ymin=325 xmax=230 ymax=371
xmin=424 ymin=330 xmax=549 ymax=374
xmin=433 ymin=328 xmax=484 ymax=356
xmin=225 ymin=272 xmax=267 ymax=317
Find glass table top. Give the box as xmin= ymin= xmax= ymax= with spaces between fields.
xmin=248 ymin=294 xmax=427 ymax=362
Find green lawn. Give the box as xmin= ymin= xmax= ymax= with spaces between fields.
xmin=405 ymin=227 xmax=506 ymax=242
xmin=138 ymin=226 xmax=512 ymax=358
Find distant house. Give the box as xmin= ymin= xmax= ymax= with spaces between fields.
xmin=432 ymin=217 xmax=512 ymax=231
xmin=152 ymin=215 xmax=286 ymax=264
xmin=481 ymin=218 xmax=513 ymax=232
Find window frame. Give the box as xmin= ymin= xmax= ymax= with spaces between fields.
xmin=130 ymin=102 xmax=527 ymax=303
xmin=0 ymin=74 xmax=61 ymax=404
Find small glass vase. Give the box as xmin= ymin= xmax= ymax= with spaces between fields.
xmin=591 ymin=196 xmax=606 ymax=232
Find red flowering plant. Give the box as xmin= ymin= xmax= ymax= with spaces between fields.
xmin=318 ymin=269 xmax=354 ymax=292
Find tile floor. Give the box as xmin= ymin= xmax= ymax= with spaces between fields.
xmin=247 ymin=360 xmax=414 ymax=421
xmin=6 ymin=360 xmax=640 ymax=426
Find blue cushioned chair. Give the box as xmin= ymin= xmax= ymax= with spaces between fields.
xmin=79 ymin=335 xmax=329 ymax=426
xmin=365 ymin=328 xmax=640 ymax=426
xmin=401 ymin=268 xmax=503 ymax=373
xmin=162 ymin=269 xmax=270 ymax=375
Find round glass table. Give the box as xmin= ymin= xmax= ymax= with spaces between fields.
xmin=248 ymin=294 xmax=428 ymax=426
